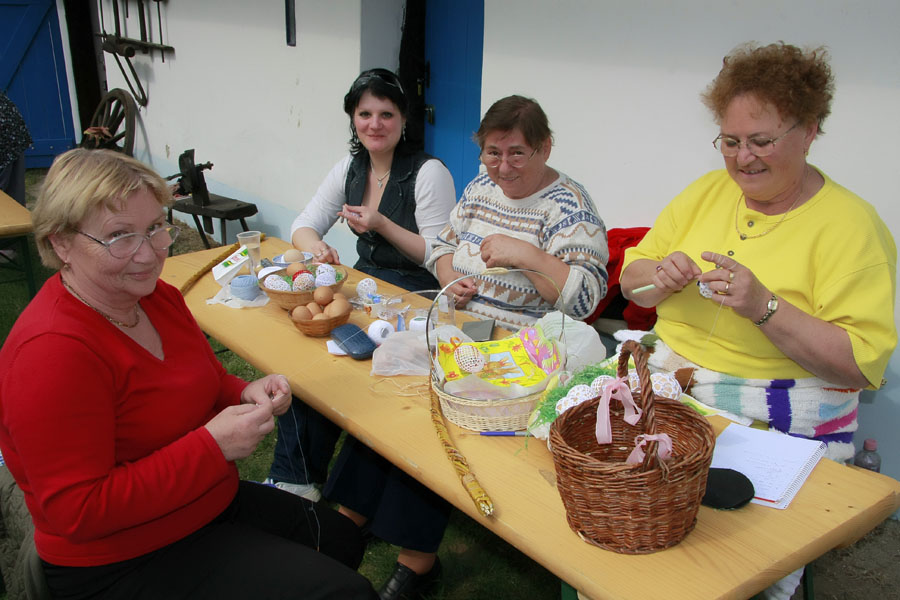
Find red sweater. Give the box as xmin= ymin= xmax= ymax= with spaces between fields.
xmin=0 ymin=274 xmax=247 ymax=566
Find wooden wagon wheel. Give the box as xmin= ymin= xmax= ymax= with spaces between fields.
xmin=81 ymin=89 xmax=137 ymax=156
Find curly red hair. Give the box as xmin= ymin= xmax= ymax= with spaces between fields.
xmin=701 ymin=42 xmax=834 ymax=133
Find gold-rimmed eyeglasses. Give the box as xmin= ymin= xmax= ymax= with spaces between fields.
xmin=480 ymin=147 xmax=538 ymax=169
xmin=712 ymin=122 xmax=799 ymax=157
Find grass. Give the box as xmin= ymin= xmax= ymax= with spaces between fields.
xmin=0 ymin=170 xmax=563 ymax=599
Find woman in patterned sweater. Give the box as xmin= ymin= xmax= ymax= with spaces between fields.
xmin=427 ymin=95 xmax=609 ymax=329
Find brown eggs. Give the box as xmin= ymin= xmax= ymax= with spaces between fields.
xmin=313 ymin=286 xmax=334 ymax=306
xmin=283 ymin=248 xmax=304 ymax=263
xmin=306 ymin=301 xmax=322 ymax=315
xmin=324 ymin=297 xmax=351 ymax=318
xmin=312 ymin=312 xmax=330 ymax=321
xmin=291 ymin=305 xmax=313 ymax=322
xmin=286 ymin=262 xmax=306 ymax=278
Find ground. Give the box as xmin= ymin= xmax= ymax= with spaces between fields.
xmin=798 ymin=517 xmax=900 ymax=600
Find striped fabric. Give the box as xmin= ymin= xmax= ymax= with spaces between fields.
xmin=646 ymin=339 xmax=859 ymax=462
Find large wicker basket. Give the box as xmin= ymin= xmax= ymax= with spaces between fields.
xmin=548 ymin=340 xmax=715 ymax=554
xmin=426 ymin=267 xmax=564 ymax=432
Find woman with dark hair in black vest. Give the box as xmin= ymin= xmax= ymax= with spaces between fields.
xmin=290 ymin=68 xmax=456 ymax=290
xmin=270 ymin=69 xmax=455 ymax=599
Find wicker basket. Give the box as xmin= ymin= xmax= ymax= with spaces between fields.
xmin=292 ymin=312 xmax=350 ymax=337
xmin=426 ymin=267 xmax=564 ymax=432
xmin=261 ymin=265 xmax=348 ymax=311
xmin=548 ymin=340 xmax=715 ymax=554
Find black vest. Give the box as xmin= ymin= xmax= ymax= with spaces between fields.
xmin=344 ymin=150 xmax=435 ymax=275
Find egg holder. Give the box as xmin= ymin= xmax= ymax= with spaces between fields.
xmin=260 ymin=265 xmax=349 ymax=311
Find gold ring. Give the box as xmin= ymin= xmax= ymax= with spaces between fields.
xmin=729 ymin=271 xmax=735 ymax=281
xmin=725 ymin=282 xmax=731 ymax=293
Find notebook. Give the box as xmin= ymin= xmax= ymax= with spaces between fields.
xmin=710 ymin=423 xmax=826 ymax=510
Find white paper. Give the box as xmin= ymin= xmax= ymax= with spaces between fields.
xmin=710 ymin=423 xmax=825 ymax=510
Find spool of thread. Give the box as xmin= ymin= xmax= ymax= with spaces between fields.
xmin=230 ymin=275 xmax=260 ymax=301
xmin=367 ymin=320 xmax=395 ymax=346
xmin=408 ymin=316 xmax=429 ymax=332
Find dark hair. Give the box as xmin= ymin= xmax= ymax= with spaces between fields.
xmin=344 ymin=68 xmax=410 ymax=155
xmin=702 ymin=42 xmax=834 ymax=134
xmin=474 ymin=95 xmax=554 ymax=150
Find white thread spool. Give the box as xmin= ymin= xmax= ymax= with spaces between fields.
xmin=367 ymin=320 xmax=395 ymax=346
xmin=408 ymin=316 xmax=429 ymax=332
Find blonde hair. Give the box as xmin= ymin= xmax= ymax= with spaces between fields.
xmin=33 ymin=149 xmax=172 ymax=270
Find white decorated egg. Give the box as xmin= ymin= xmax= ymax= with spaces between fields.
xmin=590 ymin=375 xmax=616 ymax=396
xmin=555 ymin=384 xmax=596 ymax=415
xmin=356 ymin=277 xmax=378 ymax=299
xmin=292 ymin=272 xmax=316 ymax=291
xmin=315 ymin=271 xmax=337 ymax=287
xmin=264 ymin=274 xmax=291 ymax=291
xmin=315 ymin=263 xmax=336 ymax=279
xmin=454 ymin=345 xmax=485 ymax=373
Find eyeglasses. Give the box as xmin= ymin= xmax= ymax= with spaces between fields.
xmin=74 ymin=224 xmax=181 ymax=258
xmin=480 ymin=147 xmax=538 ymax=169
xmin=712 ymin=122 xmax=799 ymax=157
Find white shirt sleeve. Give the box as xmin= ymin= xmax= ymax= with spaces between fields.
xmin=413 ymin=159 xmax=457 ymax=265
xmin=290 ymin=155 xmax=353 ymax=238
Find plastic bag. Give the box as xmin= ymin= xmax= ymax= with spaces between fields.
xmin=534 ymin=311 xmax=606 ymax=373
xmin=370 ymin=324 xmax=465 ymax=377
xmin=370 ymin=330 xmax=430 ymax=376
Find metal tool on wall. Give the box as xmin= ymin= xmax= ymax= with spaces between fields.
xmin=97 ymin=0 xmax=175 ymax=106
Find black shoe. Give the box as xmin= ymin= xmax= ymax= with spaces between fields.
xmin=378 ymin=557 xmax=442 ymax=600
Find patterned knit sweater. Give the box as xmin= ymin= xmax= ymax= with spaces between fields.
xmin=427 ymin=170 xmax=608 ymax=329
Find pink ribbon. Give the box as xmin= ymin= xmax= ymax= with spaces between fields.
xmin=594 ymin=376 xmax=643 ymax=444
xmin=625 ymin=433 xmax=673 ymax=465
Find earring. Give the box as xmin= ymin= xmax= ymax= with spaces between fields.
xmin=402 ymin=124 xmax=407 ymax=141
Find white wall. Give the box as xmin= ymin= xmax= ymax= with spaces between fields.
xmin=100 ymin=0 xmax=364 ymax=259
xmin=483 ymin=0 xmax=900 ymax=492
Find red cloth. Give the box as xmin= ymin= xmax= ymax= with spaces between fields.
xmin=0 ymin=275 xmax=247 ymax=566
xmin=586 ymin=227 xmax=657 ymax=330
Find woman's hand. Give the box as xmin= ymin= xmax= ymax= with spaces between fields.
xmin=435 ymin=254 xmax=477 ymax=308
xmin=241 ymin=374 xmax=292 ymax=416
xmin=699 ymin=251 xmax=771 ymax=322
xmin=480 ymin=234 xmax=536 ymax=269
xmin=654 ymin=251 xmax=703 ymax=293
xmin=308 ymin=240 xmax=340 ymax=264
xmin=339 ymin=204 xmax=386 ymax=235
xmin=204 ymin=403 xmax=275 ymax=462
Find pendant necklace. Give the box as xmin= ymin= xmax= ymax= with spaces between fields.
xmin=371 ymin=163 xmax=390 ymax=188
xmin=61 ymin=277 xmax=140 ymax=328
xmin=734 ymin=166 xmax=808 ymax=241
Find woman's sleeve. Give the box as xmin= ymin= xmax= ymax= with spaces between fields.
xmin=1 ymin=336 xmax=234 ymax=543
xmin=543 ymin=189 xmax=609 ymax=320
xmin=413 ymin=159 xmax=457 ymax=265
xmin=290 ymin=155 xmax=352 ymax=238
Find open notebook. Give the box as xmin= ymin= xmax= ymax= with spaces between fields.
xmin=710 ymin=423 xmax=826 ymax=510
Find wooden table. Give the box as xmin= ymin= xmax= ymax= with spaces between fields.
xmin=162 ymin=239 xmax=900 ymax=600
xmin=0 ymin=190 xmax=35 ymax=297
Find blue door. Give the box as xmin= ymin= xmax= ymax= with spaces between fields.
xmin=1 ymin=0 xmax=76 ymax=167
xmin=424 ymin=0 xmax=484 ymax=199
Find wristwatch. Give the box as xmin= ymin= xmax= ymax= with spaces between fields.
xmin=754 ymin=294 xmax=779 ymax=327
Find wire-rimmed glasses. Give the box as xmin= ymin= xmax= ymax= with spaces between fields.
xmin=712 ymin=122 xmax=799 ymax=157
xmin=74 ymin=224 xmax=181 ymax=258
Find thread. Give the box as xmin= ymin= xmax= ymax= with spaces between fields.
xmin=367 ymin=320 xmax=395 ymax=345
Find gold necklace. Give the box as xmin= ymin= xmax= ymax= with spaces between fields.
xmin=734 ymin=167 xmax=808 ymax=241
xmin=371 ymin=163 xmax=390 ymax=188
xmin=61 ymin=277 xmax=140 ymax=328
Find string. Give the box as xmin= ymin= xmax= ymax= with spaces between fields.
xmin=273 ymin=401 xmax=322 ymax=551
xmin=683 ymin=292 xmax=727 ymax=394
